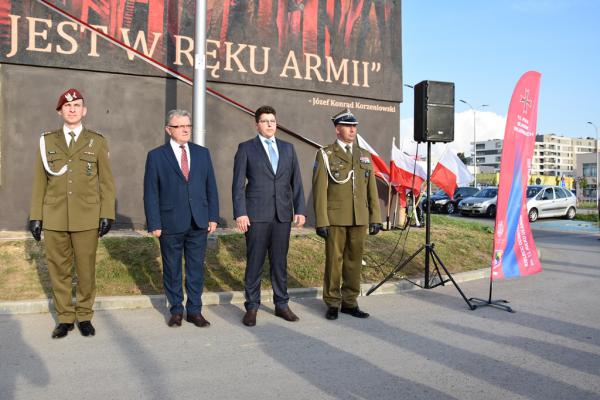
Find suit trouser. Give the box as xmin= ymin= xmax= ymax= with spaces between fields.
xmin=44 ymin=229 xmax=99 ymax=323
xmin=244 ymin=219 xmax=292 ymax=311
xmin=159 ymin=223 xmax=208 ymax=316
xmin=323 ymin=225 xmax=367 ymax=308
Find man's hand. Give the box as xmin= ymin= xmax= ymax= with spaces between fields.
xmin=316 ymin=226 xmax=329 ymax=239
xmin=208 ymin=221 xmax=218 ymax=233
xmin=368 ymin=223 xmax=383 ymax=236
xmin=151 ymin=229 xmax=162 ymax=238
xmin=236 ymin=216 xmax=250 ymax=233
xmin=294 ymin=214 xmax=306 ymax=227
xmin=98 ymin=218 xmax=113 ymax=237
xmin=29 ymin=220 xmax=42 ymax=241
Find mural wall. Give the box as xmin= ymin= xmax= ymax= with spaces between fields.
xmin=0 ymin=0 xmax=402 ymax=101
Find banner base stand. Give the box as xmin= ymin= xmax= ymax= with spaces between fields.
xmin=468 ymin=297 xmax=515 ymax=313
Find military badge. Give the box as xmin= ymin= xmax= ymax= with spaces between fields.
xmin=359 ymin=157 xmax=371 ymax=164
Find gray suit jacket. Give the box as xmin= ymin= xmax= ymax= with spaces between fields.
xmin=232 ymin=136 xmax=305 ymax=222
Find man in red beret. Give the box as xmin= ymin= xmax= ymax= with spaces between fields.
xmin=29 ymin=88 xmax=116 ymax=339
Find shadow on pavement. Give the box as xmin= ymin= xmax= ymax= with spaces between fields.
xmin=0 ymin=315 xmax=50 ymax=400
xmin=250 ymin=322 xmax=459 ymax=400
xmin=436 ymin=321 xmax=600 ymax=376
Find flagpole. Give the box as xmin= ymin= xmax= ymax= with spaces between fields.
xmin=392 ymin=190 xmax=399 ymax=228
xmin=193 ymin=0 xmax=207 ymax=145
xmin=386 ymin=183 xmax=393 ymax=230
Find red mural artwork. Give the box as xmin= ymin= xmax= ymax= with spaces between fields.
xmin=0 ymin=0 xmax=402 ymax=101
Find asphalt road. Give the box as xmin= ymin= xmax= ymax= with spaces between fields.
xmin=1 ymin=228 xmax=599 ymax=400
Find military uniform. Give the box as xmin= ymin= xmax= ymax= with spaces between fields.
xmin=29 ymin=127 xmax=115 ymax=323
xmin=312 ymin=141 xmax=381 ymax=308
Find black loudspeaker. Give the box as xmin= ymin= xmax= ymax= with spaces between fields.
xmin=413 ymin=80 xmax=455 ymax=143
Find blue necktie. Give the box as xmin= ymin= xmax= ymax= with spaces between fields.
xmin=267 ymin=139 xmax=278 ymax=173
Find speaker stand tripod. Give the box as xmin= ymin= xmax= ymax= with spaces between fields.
xmin=366 ymin=142 xmax=476 ymax=310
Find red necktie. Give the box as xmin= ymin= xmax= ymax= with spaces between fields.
xmin=180 ymin=145 xmax=189 ymax=181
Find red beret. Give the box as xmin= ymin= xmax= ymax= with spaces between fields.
xmin=56 ymin=88 xmax=84 ymax=110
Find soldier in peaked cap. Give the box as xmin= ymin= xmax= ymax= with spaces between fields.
xmin=312 ymin=108 xmax=383 ymax=320
xmin=29 ymin=88 xmax=116 ymax=339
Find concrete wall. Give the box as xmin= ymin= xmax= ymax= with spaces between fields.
xmin=0 ymin=63 xmax=399 ymax=230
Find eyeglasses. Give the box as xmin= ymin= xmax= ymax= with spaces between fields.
xmin=168 ymin=124 xmax=193 ymax=129
xmin=258 ymin=119 xmax=277 ymax=125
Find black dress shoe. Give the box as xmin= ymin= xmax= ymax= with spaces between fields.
xmin=77 ymin=321 xmax=96 ymax=336
xmin=242 ymin=309 xmax=257 ymax=327
xmin=168 ymin=313 xmax=183 ymax=327
xmin=325 ymin=307 xmax=339 ymax=320
xmin=340 ymin=306 xmax=370 ymax=318
xmin=275 ymin=307 xmax=299 ymax=322
xmin=186 ymin=313 xmax=210 ymax=327
xmin=51 ymin=323 xmax=74 ymax=339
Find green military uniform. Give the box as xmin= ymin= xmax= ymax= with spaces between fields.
xmin=312 ymin=141 xmax=381 ymax=308
xmin=29 ymin=128 xmax=115 ymax=323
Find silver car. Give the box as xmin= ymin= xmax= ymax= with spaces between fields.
xmin=526 ymin=185 xmax=577 ymax=222
xmin=458 ymin=187 xmax=498 ymax=217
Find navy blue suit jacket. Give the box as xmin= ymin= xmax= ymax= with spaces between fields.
xmin=144 ymin=142 xmax=219 ymax=234
xmin=232 ymin=136 xmax=305 ymax=222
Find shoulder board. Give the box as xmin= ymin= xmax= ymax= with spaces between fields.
xmin=42 ymin=131 xmax=53 ymax=136
xmin=86 ymin=130 xmax=104 ymax=137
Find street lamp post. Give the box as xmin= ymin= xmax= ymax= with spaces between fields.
xmin=587 ymin=121 xmax=599 ymax=226
xmin=459 ymin=100 xmax=488 ymax=187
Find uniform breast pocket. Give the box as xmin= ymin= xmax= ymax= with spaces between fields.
xmin=80 ymin=154 xmax=98 ymax=176
xmin=359 ymin=163 xmax=373 ymax=180
xmin=47 ymin=153 xmax=64 ymax=168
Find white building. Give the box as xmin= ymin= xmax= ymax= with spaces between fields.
xmin=467 ymin=135 xmax=597 ymax=176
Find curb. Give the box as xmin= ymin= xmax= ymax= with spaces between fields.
xmin=0 ymin=269 xmax=488 ymax=316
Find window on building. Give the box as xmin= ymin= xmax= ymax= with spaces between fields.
xmin=583 ymin=163 xmax=597 ymax=177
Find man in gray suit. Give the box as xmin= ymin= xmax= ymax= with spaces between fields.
xmin=232 ymin=105 xmax=306 ymax=327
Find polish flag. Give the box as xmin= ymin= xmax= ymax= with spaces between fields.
xmin=430 ymin=149 xmax=474 ymax=198
xmin=390 ymin=138 xmax=426 ymax=192
xmin=357 ymin=134 xmax=390 ymax=183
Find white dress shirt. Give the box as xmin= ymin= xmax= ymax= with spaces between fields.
xmin=337 ymin=139 xmax=353 ymax=154
xmin=63 ymin=124 xmax=83 ymax=146
xmin=258 ymin=134 xmax=279 ymax=163
xmin=170 ymin=139 xmax=191 ymax=170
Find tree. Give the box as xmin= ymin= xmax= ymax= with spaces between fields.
xmin=457 ymin=152 xmax=468 ymax=164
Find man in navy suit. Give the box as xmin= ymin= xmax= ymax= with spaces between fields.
xmin=232 ymin=105 xmax=306 ymax=327
xmin=144 ymin=109 xmax=219 ymax=328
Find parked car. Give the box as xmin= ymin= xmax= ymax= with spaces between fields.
xmin=458 ymin=187 xmax=498 ymax=217
xmin=526 ymin=185 xmax=577 ymax=222
xmin=422 ymin=186 xmax=479 ymax=214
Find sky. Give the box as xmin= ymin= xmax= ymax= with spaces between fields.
xmin=398 ymin=0 xmax=600 ymax=158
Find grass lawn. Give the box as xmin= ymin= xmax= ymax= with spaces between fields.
xmin=0 ymin=215 xmax=493 ymax=301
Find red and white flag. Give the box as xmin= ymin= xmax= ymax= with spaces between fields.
xmin=390 ymin=138 xmax=426 ymax=191
xmin=357 ymin=134 xmax=390 ymax=183
xmin=430 ymin=149 xmax=474 ymax=198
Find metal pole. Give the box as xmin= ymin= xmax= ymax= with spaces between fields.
xmin=424 ymin=141 xmax=432 ymax=288
xmin=587 ymin=121 xmax=599 ymax=227
xmin=473 ymin=109 xmax=477 ymax=187
xmin=193 ymin=0 xmax=207 ymax=145
xmin=460 ymin=100 xmax=488 ymax=188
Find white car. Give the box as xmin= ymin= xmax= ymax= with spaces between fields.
xmin=526 ymin=185 xmax=577 ymax=222
xmin=458 ymin=187 xmax=498 ymax=217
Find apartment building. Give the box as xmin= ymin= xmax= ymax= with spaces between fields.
xmin=468 ymin=135 xmax=597 ymax=176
